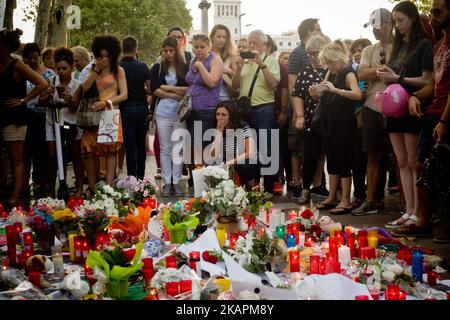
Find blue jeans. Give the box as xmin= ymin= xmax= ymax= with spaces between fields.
xmin=121 ymin=105 xmax=149 ymax=179
xmin=249 ymin=103 xmax=277 ymax=193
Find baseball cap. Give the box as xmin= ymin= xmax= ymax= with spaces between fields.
xmin=363 ymin=8 xmax=391 ymax=29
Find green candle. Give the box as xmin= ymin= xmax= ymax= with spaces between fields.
xmin=276 ymin=225 xmax=286 ymax=240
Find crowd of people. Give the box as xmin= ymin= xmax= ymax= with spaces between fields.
xmin=0 ymin=0 xmax=449 ymax=243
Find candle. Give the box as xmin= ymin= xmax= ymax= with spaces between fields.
xmin=299 ymin=232 xmax=305 ymax=248
xmin=412 ymin=249 xmax=423 ymax=282
xmin=179 ymin=280 xmax=192 ymax=294
xmin=359 ymin=247 xmax=376 ymax=260
xmin=81 ymin=238 xmax=90 ymax=263
xmin=76 ymin=197 xmax=84 ymax=207
xmin=397 ymin=248 xmax=412 ymax=265
xmin=289 ymin=251 xmax=300 ymax=273
xmin=142 ymin=257 xmax=154 ymax=270
xmin=357 ymin=230 xmax=368 ymax=248
xmin=68 ymin=196 xmax=77 ymax=210
xmin=68 ymin=233 xmax=77 ymax=261
xmin=329 ymin=237 xmax=338 ymax=260
xmin=165 ymin=255 xmax=177 ymax=269
xmin=165 ymin=281 xmax=179 ymax=297
xmin=367 ymin=229 xmax=378 ymax=248
xmin=368 ymin=288 xmax=380 ymax=300
xmin=28 ymin=271 xmax=41 ymax=288
xmin=14 ymin=222 xmax=23 ymax=245
xmin=229 ymin=233 xmax=239 ymax=249
xmin=346 ymin=234 xmax=357 ymax=258
xmin=398 ymin=290 xmax=407 ymax=300
xmin=427 ymin=271 xmax=437 ymax=286
xmin=309 ymin=255 xmax=321 ymax=274
xmin=216 ymin=225 xmax=226 ymax=248
xmin=338 ymin=246 xmax=351 ymax=266
xmin=355 ymin=295 xmax=369 ymax=300
xmin=331 ymin=260 xmax=341 ymax=274
xmin=247 ymin=216 xmax=256 ymax=230
xmin=143 ymin=269 xmax=154 ymax=289
xmin=144 ymin=287 xmax=159 ymax=300
xmin=74 ymin=236 xmax=83 ymax=263
xmin=334 ymin=230 xmax=344 ymax=246
xmin=288 ymin=210 xmax=298 ymax=220
xmin=386 ymin=284 xmax=401 ymax=300
xmin=286 ymin=234 xmax=296 ymax=248
xmin=266 ymin=209 xmax=270 ymax=224
xmin=189 ymin=251 xmax=200 ymax=274
xmin=276 ymin=226 xmax=286 ymax=240
xmin=287 ymin=224 xmax=300 ymax=245
xmin=163 ymin=226 xmax=170 ymax=241
xmin=304 ymin=239 xmax=314 ymax=247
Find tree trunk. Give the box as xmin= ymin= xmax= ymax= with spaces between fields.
xmin=34 ymin=0 xmax=53 ymax=49
xmin=46 ymin=0 xmax=72 ymax=47
xmin=3 ymin=0 xmax=16 ymax=29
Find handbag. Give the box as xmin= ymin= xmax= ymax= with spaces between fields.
xmin=97 ymin=103 xmax=123 ymax=144
xmin=76 ymin=81 xmax=102 ymax=128
xmin=177 ymin=70 xmax=199 ymax=123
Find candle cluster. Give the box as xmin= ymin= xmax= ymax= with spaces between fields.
xmin=5 ymin=223 xmax=34 ymax=269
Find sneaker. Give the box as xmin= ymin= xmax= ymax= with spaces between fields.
xmin=298 ymin=190 xmax=311 ymax=205
xmin=161 ymin=184 xmax=173 ymax=197
xmin=173 ymin=184 xmax=184 ymax=197
xmin=391 ymin=223 xmax=433 ymax=237
xmin=351 ymin=201 xmax=379 ymax=216
xmin=292 ymin=185 xmax=302 ymax=200
xmin=310 ymin=185 xmax=329 ymax=197
xmin=155 ymin=168 xmax=162 ymax=180
xmin=273 ymin=182 xmax=283 ymax=195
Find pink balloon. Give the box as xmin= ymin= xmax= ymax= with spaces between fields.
xmin=374 ymin=84 xmax=409 ymax=118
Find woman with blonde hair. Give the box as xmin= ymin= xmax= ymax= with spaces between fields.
xmin=312 ymin=40 xmax=362 ymax=214
xmin=210 ymin=24 xmax=237 ymax=101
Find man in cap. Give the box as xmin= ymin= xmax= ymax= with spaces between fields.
xmin=352 ymin=8 xmax=393 ymax=216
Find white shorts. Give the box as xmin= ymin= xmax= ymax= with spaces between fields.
xmin=45 ymin=121 xmax=82 ymax=142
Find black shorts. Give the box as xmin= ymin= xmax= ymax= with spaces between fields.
xmin=362 ymin=108 xmax=386 ymax=153
xmin=287 ymin=119 xmax=303 ymax=155
xmin=386 ymin=113 xmax=422 ymax=134
xmin=416 ymin=113 xmax=441 ymax=164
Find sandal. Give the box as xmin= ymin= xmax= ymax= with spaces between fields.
xmin=316 ymin=202 xmax=337 ymax=210
xmin=330 ymin=206 xmax=353 ymax=215
xmin=391 ymin=219 xmax=432 ymax=238
xmin=385 ymin=213 xmax=411 ymax=229
xmin=348 ymin=199 xmax=364 ymax=211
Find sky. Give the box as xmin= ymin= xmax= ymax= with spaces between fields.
xmin=14 ymin=0 xmax=396 ymax=43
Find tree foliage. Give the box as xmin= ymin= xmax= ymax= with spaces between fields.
xmin=69 ymin=0 xmax=192 ymax=65
xmin=390 ymin=0 xmax=431 ymax=13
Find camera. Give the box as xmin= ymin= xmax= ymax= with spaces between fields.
xmin=240 ymin=51 xmax=256 ymax=60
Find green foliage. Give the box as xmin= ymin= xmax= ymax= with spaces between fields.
xmin=100 ymin=246 xmax=129 ymax=268
xmin=70 ymin=0 xmax=192 ymax=65
xmin=390 ymin=0 xmax=431 ymax=13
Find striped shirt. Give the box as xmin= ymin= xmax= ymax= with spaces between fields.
xmin=221 ymin=122 xmax=257 ymax=164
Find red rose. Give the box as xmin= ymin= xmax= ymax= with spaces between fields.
xmin=123 ymin=248 xmax=136 ymax=262
xmin=301 ymin=209 xmax=314 ymax=220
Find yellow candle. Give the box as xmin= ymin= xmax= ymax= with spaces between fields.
xmin=68 ymin=233 xmax=77 ymax=261
xmin=330 ymin=227 xmax=339 ymax=237
xmin=216 ymin=224 xmax=226 ymax=248
xmin=368 ymin=230 xmax=378 ymax=248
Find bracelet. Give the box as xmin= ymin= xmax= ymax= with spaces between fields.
xmin=440 ymin=119 xmax=450 ymax=126
xmin=296 ymin=115 xmax=305 ymax=118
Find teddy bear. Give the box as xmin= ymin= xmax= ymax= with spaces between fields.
xmin=26 ymin=254 xmax=53 ymax=288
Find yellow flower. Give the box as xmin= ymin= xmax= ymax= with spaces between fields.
xmin=52 ymin=208 xmax=76 ymax=221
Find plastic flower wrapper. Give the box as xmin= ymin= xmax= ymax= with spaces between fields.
xmin=60 ymin=266 xmax=90 ymax=299
xmin=163 ymin=204 xmax=200 ymax=244
xmin=86 ymin=242 xmax=144 ymax=293
xmin=150 ymin=266 xmax=194 ymax=291
xmin=111 ymin=206 xmax=151 ymax=239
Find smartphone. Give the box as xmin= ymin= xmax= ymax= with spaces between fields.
xmin=311 ymin=83 xmax=328 ymax=94
xmin=240 ymin=51 xmax=256 ymax=60
xmin=56 ymin=86 xmax=65 ymax=97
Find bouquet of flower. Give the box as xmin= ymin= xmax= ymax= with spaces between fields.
xmin=150 ymin=267 xmax=193 ymax=291
xmin=162 ymin=201 xmax=200 ymax=244
xmin=245 ymin=186 xmax=272 ymax=218
xmin=203 ymin=166 xmax=229 ymax=189
xmin=228 ymin=231 xmax=287 ymax=273
xmin=79 ymin=210 xmax=111 ymax=248
xmin=111 ymin=206 xmax=151 ymax=246
xmin=117 ymin=176 xmax=157 ymax=206
xmin=51 ymin=209 xmax=79 ymax=241
xmin=297 ymin=208 xmax=323 ymax=239
xmin=33 ymin=197 xmax=66 ymax=213
xmin=202 ymin=180 xmax=248 ymax=223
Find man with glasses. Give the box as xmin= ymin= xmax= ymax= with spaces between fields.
xmin=393 ymin=0 xmax=450 ymax=242
xmin=352 ymin=8 xmax=393 ymax=216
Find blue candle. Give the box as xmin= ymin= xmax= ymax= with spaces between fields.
xmin=286 ymin=233 xmax=296 ymax=248
xmin=412 ymin=249 xmax=423 ymax=282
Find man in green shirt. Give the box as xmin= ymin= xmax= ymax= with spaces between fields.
xmin=232 ymin=30 xmax=280 ymax=193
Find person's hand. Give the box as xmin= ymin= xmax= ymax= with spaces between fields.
xmin=277 ymin=111 xmax=288 ymax=126
xmin=194 ymin=61 xmax=204 ymax=72
xmin=376 ymin=67 xmax=399 ymax=84
xmin=309 ymin=86 xmax=323 ymax=100
xmin=294 ymin=116 xmax=305 ymax=131
xmin=249 ymin=50 xmax=262 ymax=67
xmin=233 ymin=55 xmax=244 ymax=70
xmin=95 ymin=57 xmax=109 ymax=72
xmin=4 ymin=98 xmax=23 ymax=108
xmin=60 ymin=91 xmax=73 ymax=103
xmin=323 ymin=81 xmax=336 ymax=93
xmin=46 ymin=86 xmax=56 ymax=96
xmin=433 ymin=122 xmax=448 ymax=143
xmin=217 ymin=119 xmax=226 ymax=132
xmin=223 ymin=66 xmax=235 ymax=77
xmin=408 ymin=95 xmax=423 ymax=118
xmin=89 ymin=100 xmax=107 ymax=111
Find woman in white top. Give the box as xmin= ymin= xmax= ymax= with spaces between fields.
xmin=210 ymin=24 xmax=237 ymax=101
xmin=39 ymin=47 xmax=83 ymax=197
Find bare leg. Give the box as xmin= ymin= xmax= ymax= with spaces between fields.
xmin=322 ymin=174 xmax=339 ymax=204
xmin=6 ymin=141 xmax=25 ymax=204
xmin=83 ymin=153 xmax=97 ymax=194
xmin=291 ymin=154 xmax=302 ymax=187
xmin=337 ymin=177 xmax=352 ymax=208
xmin=366 ymin=151 xmax=381 ymax=202
xmin=105 ymin=152 xmax=117 ymax=186
xmin=312 ymin=153 xmax=325 ymax=187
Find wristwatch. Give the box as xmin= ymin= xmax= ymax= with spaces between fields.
xmin=20 ymin=98 xmax=26 ymax=106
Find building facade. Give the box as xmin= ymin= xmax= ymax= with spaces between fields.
xmin=213 ymin=0 xmax=242 ymax=44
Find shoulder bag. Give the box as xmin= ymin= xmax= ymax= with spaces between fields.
xmin=75 ymin=80 xmax=102 ymax=128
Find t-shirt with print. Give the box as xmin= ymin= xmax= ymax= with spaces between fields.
xmin=46 ymin=75 xmax=81 ymax=124
xmin=427 ymin=37 xmax=450 ymax=115
xmin=291 ymin=64 xmax=327 ymax=132
xmin=239 ymin=53 xmax=280 ymax=106
xmin=360 ymin=42 xmax=392 ymax=113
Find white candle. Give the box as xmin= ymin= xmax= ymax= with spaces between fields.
xmin=338 ymin=246 xmax=351 ymax=266
xmin=299 ymin=232 xmax=305 ymax=248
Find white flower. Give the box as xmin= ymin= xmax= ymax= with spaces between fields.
xmin=382 ymin=271 xmax=396 ymax=283
xmin=385 ymin=263 xmax=404 ymax=275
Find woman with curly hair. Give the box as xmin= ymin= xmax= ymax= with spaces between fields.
xmin=81 ymin=35 xmax=128 ymax=194
xmin=210 ymin=24 xmax=237 ymax=101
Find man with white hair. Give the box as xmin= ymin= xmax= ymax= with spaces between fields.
xmin=232 ymin=30 xmax=280 ymax=193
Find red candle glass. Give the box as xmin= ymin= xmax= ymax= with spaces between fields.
xmin=81 ymin=238 xmax=90 ymax=263
xmin=289 ymin=251 xmax=300 ymax=273
xmin=68 ymin=196 xmax=77 ymax=210
xmin=309 ymin=255 xmax=321 ymax=274
xmin=369 ymin=288 xmax=380 ymax=300
xmin=229 ymin=233 xmax=239 ymax=249
xmin=28 ymin=271 xmax=41 ymax=288
xmin=165 ymin=281 xmax=179 ymax=297
xmin=288 ymin=210 xmax=298 ymax=220
xmin=359 ymin=247 xmax=376 ymax=260
xmin=74 ymin=236 xmax=83 ymax=263
xmin=357 ymin=230 xmax=368 ymax=248
xmin=247 ymin=216 xmax=256 ymax=230
xmin=165 ymin=256 xmax=177 ymax=269
xmin=386 ymin=284 xmax=401 ymax=300
xmin=179 ymin=280 xmax=192 ymax=294
xmin=142 ymin=257 xmax=154 ymax=270
xmin=397 ymin=248 xmax=412 ymax=265
xmin=144 ymin=287 xmax=159 ymax=300
xmin=355 ymin=295 xmax=369 ymax=300
xmin=143 ymin=269 xmax=154 ymax=289
xmin=334 ymin=230 xmax=344 ymax=246
xmin=331 ymin=260 xmax=341 ymax=274
xmin=329 ymin=237 xmax=339 ymax=261
xmin=427 ymin=271 xmax=437 ymax=286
